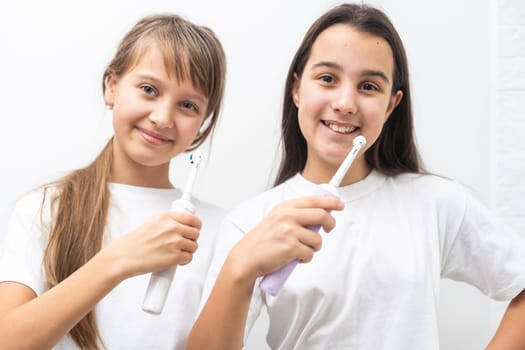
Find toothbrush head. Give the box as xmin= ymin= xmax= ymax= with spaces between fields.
xmin=327 ymin=135 xmax=367 ymax=187
xmin=189 ymin=152 xmax=203 ymax=165
xmin=181 ymin=152 xmax=203 ymax=200
xmin=353 ymin=135 xmax=366 ymax=148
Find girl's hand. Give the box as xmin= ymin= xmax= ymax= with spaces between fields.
xmin=229 ymin=196 xmax=344 ymax=281
xmin=103 ymin=211 xmax=201 ymax=279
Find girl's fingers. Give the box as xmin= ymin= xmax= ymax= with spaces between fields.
xmin=279 ymin=226 xmax=322 ymax=263
xmin=295 ymin=243 xmax=316 ymax=263
xmin=258 ymin=196 xmax=342 ymax=267
xmin=291 ymin=207 xmax=337 ymax=233
xmin=175 ymin=251 xmax=194 ymax=266
xmin=297 ymin=226 xmax=323 ymax=252
xmin=120 ymin=212 xmax=203 ymax=274
xmin=175 ymin=225 xmax=200 ymax=242
xmin=152 ymin=211 xmax=201 ymax=241
xmin=168 ymin=211 xmax=202 ymax=230
xmin=268 ymin=205 xmax=337 ymax=236
xmin=287 ymin=195 xmax=344 ymax=211
xmin=175 ymin=237 xmax=199 ymax=255
xmin=270 ymin=195 xmax=342 ymax=232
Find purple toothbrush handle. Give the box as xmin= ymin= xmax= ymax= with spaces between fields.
xmin=259 ymin=259 xmax=298 ymax=296
xmin=259 ymin=224 xmax=321 ymax=296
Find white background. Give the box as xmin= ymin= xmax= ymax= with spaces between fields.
xmin=0 ymin=0 xmax=509 ymax=348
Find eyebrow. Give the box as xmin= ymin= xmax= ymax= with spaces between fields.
xmin=311 ymin=61 xmax=390 ymax=84
xmin=136 ymin=73 xmax=208 ymax=104
xmin=136 ymin=73 xmax=167 ymax=90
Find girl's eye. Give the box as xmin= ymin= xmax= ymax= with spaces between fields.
xmin=181 ymin=101 xmax=198 ymax=111
xmin=361 ymin=82 xmax=379 ymax=91
xmin=319 ymin=75 xmax=336 ymax=84
xmin=141 ymin=85 xmax=157 ymax=96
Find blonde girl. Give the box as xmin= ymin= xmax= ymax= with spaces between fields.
xmin=0 ymin=14 xmax=225 ymax=349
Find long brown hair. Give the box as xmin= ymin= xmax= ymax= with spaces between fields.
xmin=42 ymin=14 xmax=226 ymax=349
xmin=275 ymin=3 xmax=423 ymax=186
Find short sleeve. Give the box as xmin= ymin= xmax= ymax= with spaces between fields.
xmin=441 ymin=189 xmax=525 ymax=301
xmin=0 ymin=191 xmax=50 ymax=296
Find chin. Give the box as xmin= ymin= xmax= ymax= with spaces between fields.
xmin=323 ymin=150 xmax=349 ymax=163
xmin=130 ymin=153 xmax=170 ymax=168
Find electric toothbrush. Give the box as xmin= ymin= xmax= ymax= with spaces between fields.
xmin=259 ymin=136 xmax=367 ymax=296
xmin=142 ymin=152 xmax=203 ymax=314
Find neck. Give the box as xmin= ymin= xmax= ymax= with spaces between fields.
xmin=110 ymin=140 xmax=173 ymax=189
xmin=302 ymin=155 xmax=371 ymax=186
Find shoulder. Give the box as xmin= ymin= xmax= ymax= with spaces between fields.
xmin=1 ymin=187 xmax=54 ymax=296
xmin=230 ymin=182 xmax=290 ymax=214
xmin=192 ymin=197 xmax=227 ymax=224
xmin=3 ymin=186 xmax=61 ymax=246
xmin=373 ymin=172 xmax=472 ymax=226
xmin=3 ymin=186 xmax=53 ymax=249
xmin=225 ymin=180 xmax=294 ymax=233
xmin=391 ymin=172 xmax=464 ymax=192
xmin=10 ymin=186 xmax=56 ymax=224
xmin=388 ymin=172 xmax=468 ymax=205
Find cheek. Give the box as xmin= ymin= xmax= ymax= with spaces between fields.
xmin=179 ymin=117 xmax=204 ymax=139
xmin=111 ymin=110 xmax=128 ymax=134
xmin=297 ymin=91 xmax=327 ymax=127
xmin=360 ymin=100 xmax=390 ymax=142
xmin=112 ymin=109 xmax=137 ymax=137
xmin=362 ymin=99 xmax=391 ymax=125
xmin=297 ymin=105 xmax=315 ymax=139
xmin=300 ymin=85 xmax=328 ymax=111
xmin=113 ymin=99 xmax=143 ymax=124
xmin=112 ymin=85 xmax=145 ymax=117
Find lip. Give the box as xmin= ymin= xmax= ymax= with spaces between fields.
xmin=135 ymin=126 xmax=174 ymax=146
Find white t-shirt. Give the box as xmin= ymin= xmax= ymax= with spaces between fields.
xmin=202 ymin=171 xmax=525 ymax=350
xmin=0 ymin=182 xmax=225 ymax=350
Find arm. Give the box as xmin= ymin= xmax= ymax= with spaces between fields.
xmin=187 ymin=196 xmax=344 ymax=350
xmin=187 ymin=251 xmax=257 ymax=350
xmin=0 ymin=250 xmax=122 ymax=350
xmin=0 ymin=210 xmax=201 ymax=350
xmin=437 ymin=185 xmax=525 ymax=349
xmin=486 ymin=289 xmax=525 ymax=350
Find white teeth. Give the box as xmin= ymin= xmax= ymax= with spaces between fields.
xmin=325 ymin=122 xmax=356 ymax=134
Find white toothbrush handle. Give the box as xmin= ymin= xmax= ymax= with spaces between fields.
xmin=142 ymin=199 xmax=196 ymax=314
xmin=260 ymin=184 xmax=339 ymax=296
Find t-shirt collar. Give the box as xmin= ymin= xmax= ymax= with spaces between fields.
xmin=287 ymin=170 xmax=386 ymax=202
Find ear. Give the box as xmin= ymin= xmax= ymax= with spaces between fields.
xmin=384 ymin=90 xmax=403 ymax=122
xmin=292 ymin=73 xmax=300 ymax=108
xmin=104 ymin=72 xmax=118 ymax=107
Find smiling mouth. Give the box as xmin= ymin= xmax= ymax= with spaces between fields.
xmin=136 ymin=127 xmax=173 ymax=145
xmin=322 ymin=121 xmax=359 ymax=135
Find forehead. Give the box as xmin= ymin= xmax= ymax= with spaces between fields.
xmin=129 ymin=45 xmax=169 ymax=74
xmin=307 ymin=24 xmax=395 ymax=79
xmin=126 ymin=42 xmax=205 ymax=94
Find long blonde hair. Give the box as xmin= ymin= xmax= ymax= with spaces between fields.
xmin=42 ymin=14 xmax=226 ymax=349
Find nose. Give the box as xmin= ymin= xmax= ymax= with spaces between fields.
xmin=332 ymin=86 xmax=358 ymax=115
xmin=149 ymin=103 xmax=174 ymax=129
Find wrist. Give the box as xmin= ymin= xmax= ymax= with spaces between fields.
xmin=222 ymin=249 xmax=258 ymax=292
xmin=91 ymin=246 xmax=129 ymax=285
